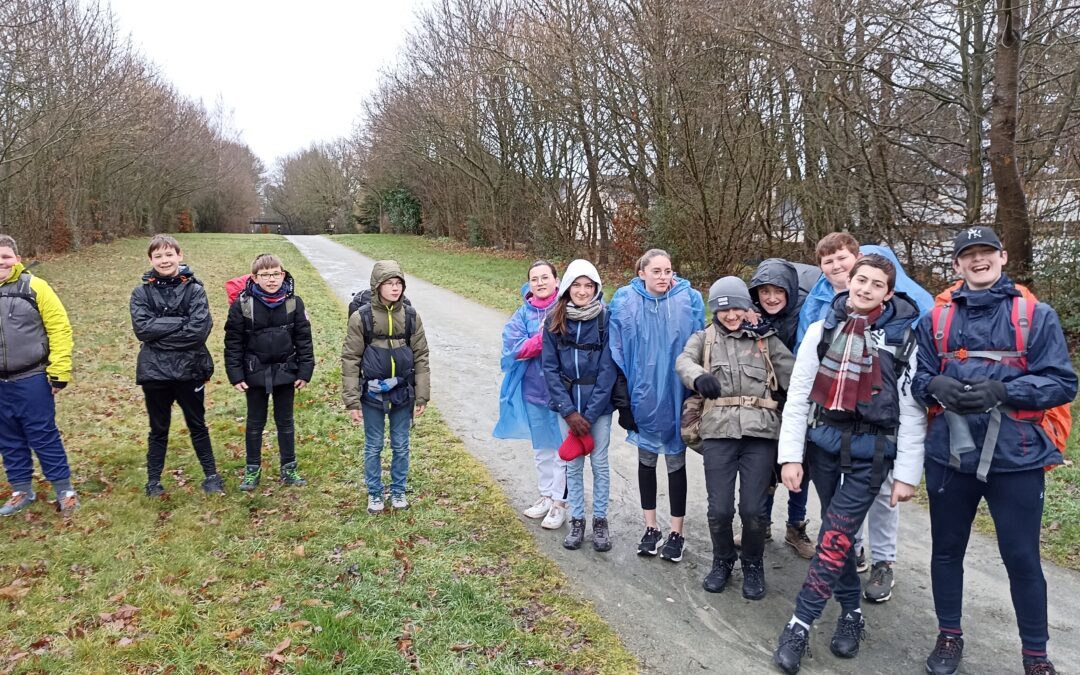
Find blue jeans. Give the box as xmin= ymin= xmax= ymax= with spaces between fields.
xmin=362 ymin=401 xmax=412 ymax=498
xmin=0 ymin=373 xmax=71 ymax=487
xmin=558 ymin=414 xmax=611 ymax=520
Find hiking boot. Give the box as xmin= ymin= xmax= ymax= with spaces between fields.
xmin=280 ymin=462 xmax=306 ymax=487
xmin=144 ymin=481 xmax=165 ymax=498
xmin=637 ymin=526 xmax=663 ymax=556
xmin=563 ymin=518 xmax=586 ymax=550
xmin=391 ymin=493 xmax=409 ymax=509
xmin=57 ymin=490 xmax=80 ymax=516
xmin=1023 ymin=655 xmax=1057 ymax=675
xmin=0 ymin=491 xmax=36 ymax=516
xmin=741 ymin=558 xmax=767 ymax=600
xmin=734 ymin=521 xmax=772 ymax=548
xmin=201 ymin=474 xmax=225 ymax=496
xmin=864 ymin=561 xmax=894 ymax=603
xmin=541 ymin=503 xmax=566 ymax=529
xmin=855 ymin=546 xmax=869 ymax=573
xmin=774 ymin=622 xmax=811 ymax=674
xmin=702 ymin=558 xmax=734 ymax=593
xmin=659 ymin=532 xmax=685 ymax=562
xmin=239 ymin=465 xmax=261 ymax=491
xmin=367 ymin=495 xmax=385 ymax=514
xmin=523 ymin=496 xmax=553 ymax=519
xmin=592 ymin=517 xmax=611 ymax=552
xmin=830 ymin=611 xmax=866 ymax=658
xmin=925 ymin=633 xmax=964 ymax=675
xmin=785 ymin=520 xmax=815 ymax=559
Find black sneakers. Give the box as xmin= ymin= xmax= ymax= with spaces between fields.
xmin=741 ymin=558 xmax=766 ymax=600
xmin=637 ymin=527 xmax=663 ymax=556
xmin=201 ymin=474 xmax=225 ymax=496
xmin=659 ymin=532 xmax=685 ymax=562
xmin=1023 ymin=655 xmax=1057 ymax=675
xmin=144 ymin=481 xmax=165 ymax=498
xmin=830 ymin=611 xmax=865 ymax=658
xmin=592 ymin=517 xmax=611 ymax=552
xmin=774 ymin=621 xmax=811 ymax=674
xmin=702 ymin=558 xmax=734 ymax=593
xmin=563 ymin=518 xmax=586 ymax=550
xmin=925 ymin=633 xmax=964 ymax=675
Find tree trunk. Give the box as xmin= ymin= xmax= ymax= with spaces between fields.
xmin=988 ymin=0 xmax=1033 ymax=284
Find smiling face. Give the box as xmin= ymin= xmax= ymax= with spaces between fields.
xmin=638 ymin=255 xmax=674 ymax=296
xmin=756 ymin=284 xmax=788 ymax=316
xmin=528 ymin=264 xmax=558 ymax=300
xmin=0 ymin=246 xmax=20 ymax=281
xmin=847 ymin=265 xmax=894 ymax=313
xmin=820 ymin=248 xmax=859 ymax=291
xmin=716 ymin=307 xmax=747 ymax=330
xmin=954 ymin=244 xmax=1007 ymax=291
xmin=149 ymin=245 xmax=183 ymax=277
xmin=568 ymin=276 xmax=597 ymax=307
xmin=254 ymin=266 xmax=285 ymax=294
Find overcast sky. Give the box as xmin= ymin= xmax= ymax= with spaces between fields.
xmin=106 ymin=0 xmax=426 ymax=170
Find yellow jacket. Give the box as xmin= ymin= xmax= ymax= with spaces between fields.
xmin=0 ymin=263 xmax=73 ymax=382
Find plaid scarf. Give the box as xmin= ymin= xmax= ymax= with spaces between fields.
xmin=809 ymin=304 xmax=884 ymax=413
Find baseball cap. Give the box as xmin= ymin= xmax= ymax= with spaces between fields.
xmin=953 ymin=226 xmax=1003 ymax=258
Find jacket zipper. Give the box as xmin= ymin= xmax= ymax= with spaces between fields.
xmin=573 ymin=321 xmax=581 ymax=412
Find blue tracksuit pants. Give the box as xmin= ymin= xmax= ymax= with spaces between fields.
xmin=0 ymin=373 xmax=71 ymax=487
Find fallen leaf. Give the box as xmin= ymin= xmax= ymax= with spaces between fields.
xmin=333 ymin=609 xmax=353 ymax=620
xmin=293 ymin=545 xmax=306 ymax=558
xmin=224 ymin=627 xmax=250 ymax=641
xmin=288 ymin=620 xmax=312 ymax=630
xmin=0 ymin=580 xmax=30 ymax=601
xmin=268 ymin=596 xmax=284 ymax=611
xmin=301 ymin=598 xmax=329 ymax=607
xmin=265 ymin=638 xmax=291 ymax=663
xmin=117 ymin=637 xmax=135 ymax=647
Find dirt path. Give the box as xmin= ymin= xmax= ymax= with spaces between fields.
xmin=287 ymin=234 xmax=1079 ymax=674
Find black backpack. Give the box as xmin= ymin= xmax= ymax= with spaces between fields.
xmin=350 ymin=289 xmax=416 ymax=347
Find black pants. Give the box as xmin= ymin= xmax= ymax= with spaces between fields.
xmin=245 ymin=383 xmax=296 ymax=467
xmin=794 ymin=442 xmax=890 ymax=624
xmin=702 ymin=437 xmax=776 ymax=563
xmin=143 ymin=380 xmax=217 ymax=481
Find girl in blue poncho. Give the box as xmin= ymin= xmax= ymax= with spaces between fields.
xmin=494 ymin=261 xmax=568 ymax=529
xmin=609 ymin=249 xmax=705 ymax=563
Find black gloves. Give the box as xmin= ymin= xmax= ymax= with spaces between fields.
xmin=929 ymin=375 xmax=1008 ymax=413
xmin=48 ymin=379 xmax=67 ymax=391
xmin=617 ymin=407 xmax=638 ymax=432
xmin=694 ymin=373 xmax=723 ymax=400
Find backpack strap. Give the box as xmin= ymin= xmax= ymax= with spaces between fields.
xmin=893 ymin=327 xmax=916 ymax=379
xmin=1 ymin=272 xmax=38 ymax=314
xmin=701 ymin=325 xmax=717 ymax=418
xmin=1011 ymin=295 xmax=1032 ymax=353
xmin=756 ymin=336 xmax=779 ymax=391
xmin=932 ymin=303 xmax=955 ymax=358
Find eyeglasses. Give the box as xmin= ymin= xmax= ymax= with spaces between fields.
xmin=256 ymin=272 xmax=284 ymax=280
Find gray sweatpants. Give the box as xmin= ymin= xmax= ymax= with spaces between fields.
xmin=854 ymin=472 xmax=899 ymax=563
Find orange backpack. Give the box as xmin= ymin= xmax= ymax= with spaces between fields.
xmin=931 ymin=280 xmax=1071 ymax=462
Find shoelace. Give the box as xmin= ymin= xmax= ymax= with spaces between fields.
xmin=836 ymin=615 xmax=866 ymax=641
xmin=4 ymin=492 xmax=28 ymax=507
xmin=781 ymin=626 xmax=812 ymax=658
xmin=869 ymin=565 xmax=890 ymax=586
xmin=1027 ymin=661 xmax=1055 ymax=675
xmin=933 ymin=636 xmax=962 ymax=660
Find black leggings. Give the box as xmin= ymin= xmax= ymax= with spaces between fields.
xmin=638 ymin=451 xmax=687 ymax=517
xmin=245 ymin=383 xmax=296 ymax=466
xmin=143 ymin=381 xmax=217 ymax=481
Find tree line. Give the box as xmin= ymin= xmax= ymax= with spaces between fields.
xmin=0 ymin=0 xmax=263 ymax=253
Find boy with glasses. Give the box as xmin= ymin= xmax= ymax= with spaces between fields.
xmin=224 ymin=254 xmax=314 ymax=490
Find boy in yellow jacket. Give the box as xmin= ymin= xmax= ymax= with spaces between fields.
xmin=0 ymin=234 xmax=78 ymax=517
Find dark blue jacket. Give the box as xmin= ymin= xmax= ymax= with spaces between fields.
xmin=541 ymin=310 xmax=616 ymax=423
xmin=913 ymin=275 xmax=1077 ymax=473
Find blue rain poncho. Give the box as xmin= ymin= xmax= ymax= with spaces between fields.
xmin=493 ymin=283 xmax=562 ymax=449
xmin=609 ymin=276 xmax=706 ymax=455
xmin=796 ymin=245 xmax=934 ymax=349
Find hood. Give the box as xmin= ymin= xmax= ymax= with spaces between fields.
xmin=628 ymin=274 xmax=692 ymax=302
xmin=1 ymin=261 xmax=26 ymax=285
xmin=749 ymin=259 xmax=800 ymax=316
xmin=558 ymin=259 xmax=603 ymax=300
xmin=142 ymin=264 xmax=201 ymax=286
xmin=369 ymin=260 xmax=406 ymax=297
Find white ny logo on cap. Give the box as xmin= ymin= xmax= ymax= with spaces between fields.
xmin=966 ymin=227 xmax=983 ymax=239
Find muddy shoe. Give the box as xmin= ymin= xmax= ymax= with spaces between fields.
xmin=592 ymin=517 xmax=611 ymax=552
xmin=239 ymin=465 xmax=261 ymax=491
xmin=637 ymin=527 xmax=663 ymax=556
xmin=563 ymin=518 xmax=585 ymax=550
xmin=925 ymin=633 xmax=963 ymax=675
xmin=785 ymin=520 xmax=815 ymax=559
xmin=1023 ymin=656 xmax=1056 ymax=675
xmin=829 ymin=610 xmax=865 ymax=658
xmin=741 ymin=558 xmax=767 ymax=600
xmin=0 ymin=490 xmax=36 ymax=517
xmin=702 ymin=558 xmax=734 ymax=593
xmin=863 ymin=561 xmax=894 ymax=603
xmin=774 ymin=621 xmax=811 ymax=674
xmin=201 ymin=474 xmax=225 ymax=496
xmin=144 ymin=481 xmax=165 ymax=498
xmin=57 ymin=490 xmax=80 ymax=517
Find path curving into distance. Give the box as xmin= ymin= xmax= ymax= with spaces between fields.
xmin=287 ymin=234 xmax=1079 ymax=674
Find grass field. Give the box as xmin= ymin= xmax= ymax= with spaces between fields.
xmin=335 ymin=233 xmax=1080 ymax=571
xmin=0 ymin=235 xmax=636 ymax=673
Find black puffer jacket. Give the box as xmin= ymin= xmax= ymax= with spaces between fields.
xmin=223 ymin=273 xmax=314 ymax=389
xmin=130 ymin=265 xmax=215 ymax=384
xmin=748 ymin=258 xmax=821 ymax=351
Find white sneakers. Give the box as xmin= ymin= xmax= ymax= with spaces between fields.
xmin=541 ymin=503 xmax=567 ymax=529
xmin=523 ymin=496 xmax=553 ymax=519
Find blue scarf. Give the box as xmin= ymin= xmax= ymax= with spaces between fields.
xmin=250 ymin=278 xmax=290 ymax=309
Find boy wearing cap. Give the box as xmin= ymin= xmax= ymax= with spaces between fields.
xmin=676 ymin=277 xmax=793 ymax=599
xmin=914 ymin=227 xmax=1076 ymax=675
xmin=773 ymin=254 xmax=925 ymax=673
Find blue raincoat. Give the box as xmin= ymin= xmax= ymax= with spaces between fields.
xmin=493 ymin=283 xmax=562 ymax=449
xmin=796 ymin=245 xmax=934 ymax=348
xmin=609 ymin=276 xmax=706 ymax=455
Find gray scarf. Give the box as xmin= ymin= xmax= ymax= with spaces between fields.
xmin=566 ymin=298 xmax=603 ymax=322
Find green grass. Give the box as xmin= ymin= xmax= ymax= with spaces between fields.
xmin=0 ymin=234 xmax=636 ymax=673
xmin=337 ymin=234 xmax=1080 ymax=571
